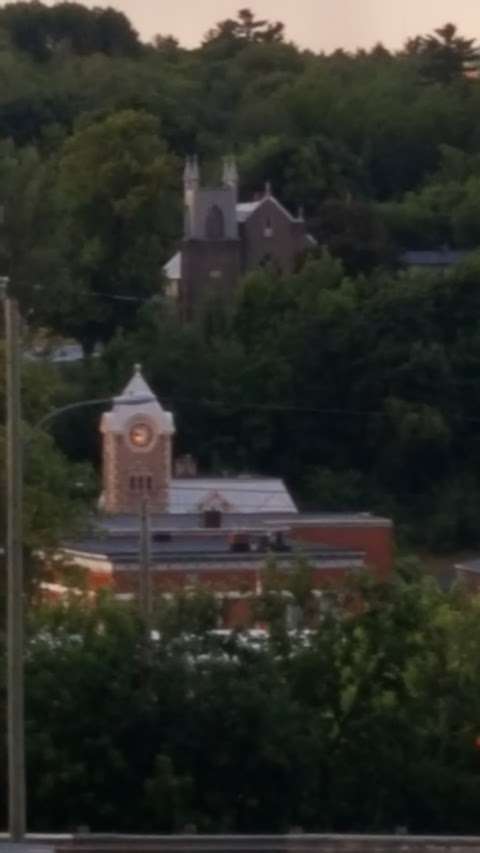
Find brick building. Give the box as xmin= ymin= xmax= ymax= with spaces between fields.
xmin=52 ymin=367 xmax=394 ymax=625
xmin=163 ymin=156 xmax=314 ymax=318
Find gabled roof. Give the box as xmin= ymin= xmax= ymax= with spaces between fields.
xmin=236 ymin=196 xmax=300 ymax=224
xmin=168 ymin=477 xmax=298 ymax=514
xmin=163 ymin=251 xmax=181 ymax=280
xmin=401 ymin=250 xmax=468 ymax=267
xmin=236 ymin=201 xmax=262 ymax=223
xmin=162 ymin=193 xmax=314 ymax=281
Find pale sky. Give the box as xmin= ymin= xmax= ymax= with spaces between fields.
xmin=39 ymin=0 xmax=480 ymax=52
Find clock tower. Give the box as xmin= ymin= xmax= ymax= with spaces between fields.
xmin=100 ymin=365 xmax=175 ymax=514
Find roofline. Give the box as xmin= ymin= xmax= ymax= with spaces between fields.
xmin=238 ymin=195 xmax=301 ymax=224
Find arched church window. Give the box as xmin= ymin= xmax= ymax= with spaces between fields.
xmin=206 ymin=205 xmax=225 ymax=240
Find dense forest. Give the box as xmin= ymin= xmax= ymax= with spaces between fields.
xmin=2 ymin=4 xmax=480 ymax=551
xmin=4 ymin=2 xmax=480 ymax=838
xmin=1 ymin=568 xmax=480 ymax=833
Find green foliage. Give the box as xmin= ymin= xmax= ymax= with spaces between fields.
xmin=47 ymin=109 xmax=180 ymax=351
xmin=2 ymin=8 xmax=480 ymax=550
xmin=9 ymin=572 xmax=480 ymax=832
xmin=0 ymin=1 xmax=140 ymax=61
xmin=203 ymin=8 xmax=285 ymax=49
xmin=405 ymin=23 xmax=479 ymax=84
xmin=74 ymin=248 xmax=480 ymax=552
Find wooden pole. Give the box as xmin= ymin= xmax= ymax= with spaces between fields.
xmin=5 ymin=295 xmax=26 ymax=841
xmin=139 ymin=499 xmax=152 ymax=640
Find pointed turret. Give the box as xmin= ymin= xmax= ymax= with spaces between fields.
xmin=184 ymin=156 xmax=200 ymax=238
xmin=183 ymin=155 xmax=200 ymax=191
xmin=101 ymin=364 xmax=175 ymax=437
xmin=222 ymin=155 xmax=238 ymax=190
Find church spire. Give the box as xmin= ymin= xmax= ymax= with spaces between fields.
xmin=184 ymin=155 xmax=200 ymax=191
xmin=222 ymin=155 xmax=238 ymax=190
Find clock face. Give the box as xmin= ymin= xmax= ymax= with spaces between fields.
xmin=129 ymin=422 xmax=154 ymax=449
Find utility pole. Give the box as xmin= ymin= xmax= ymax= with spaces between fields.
xmin=5 ymin=293 xmax=26 ymax=841
xmin=139 ymin=498 xmax=152 ymax=642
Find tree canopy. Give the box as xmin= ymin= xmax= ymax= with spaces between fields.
xmin=1 ymin=568 xmax=479 ymax=833
xmin=1 ymin=7 xmax=480 ymax=547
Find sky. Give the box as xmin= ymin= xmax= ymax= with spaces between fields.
xmin=39 ymin=0 xmax=480 ymax=52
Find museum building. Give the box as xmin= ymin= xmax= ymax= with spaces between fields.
xmin=50 ymin=367 xmax=394 ymax=626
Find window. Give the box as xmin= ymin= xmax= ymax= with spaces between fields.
xmin=264 ymin=217 xmax=273 ymax=238
xmin=204 ymin=509 xmax=222 ymax=529
xmin=205 ymin=204 xmax=225 ymax=240
xmin=130 ymin=475 xmax=150 ymax=492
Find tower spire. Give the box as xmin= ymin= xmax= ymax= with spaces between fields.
xmin=184 ymin=155 xmax=200 ymax=190
xmin=223 ymin=155 xmax=238 ymax=190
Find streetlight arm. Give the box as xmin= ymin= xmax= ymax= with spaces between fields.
xmin=33 ymin=394 xmax=155 ymax=433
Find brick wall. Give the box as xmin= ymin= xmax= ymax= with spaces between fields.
xmin=103 ymin=433 xmax=171 ymax=514
xmin=291 ymin=521 xmax=394 ymax=578
xmin=241 ymin=198 xmax=307 ymax=275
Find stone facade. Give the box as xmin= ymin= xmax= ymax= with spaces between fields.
xmin=180 ymin=237 xmax=241 ymax=318
xmin=165 ymin=157 xmax=313 ymax=320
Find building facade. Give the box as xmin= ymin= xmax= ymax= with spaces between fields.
xmin=50 ymin=367 xmax=395 ymax=625
xmin=163 ymin=157 xmax=314 ymax=318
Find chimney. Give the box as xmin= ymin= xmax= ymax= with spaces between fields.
xmin=174 ymin=454 xmax=198 ymax=478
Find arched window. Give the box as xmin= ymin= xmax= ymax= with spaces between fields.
xmin=205 ymin=205 xmax=225 ymax=240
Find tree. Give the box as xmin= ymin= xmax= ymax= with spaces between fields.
xmin=203 ymin=8 xmax=284 ymax=47
xmin=14 ymin=569 xmax=480 ymax=833
xmin=50 ymin=110 xmax=180 ymax=352
xmin=0 ymin=346 xmax=95 ymax=622
xmin=0 ymin=1 xmax=141 ymax=60
xmin=405 ymin=23 xmax=480 ymax=84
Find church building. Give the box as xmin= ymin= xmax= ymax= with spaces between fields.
xmin=49 ymin=367 xmax=394 ymax=626
xmin=163 ymin=157 xmax=314 ymax=318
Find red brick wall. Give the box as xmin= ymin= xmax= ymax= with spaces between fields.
xmin=103 ymin=431 xmax=171 ymax=514
xmin=223 ymin=597 xmax=253 ymax=629
xmin=112 ymin=567 xmax=260 ymax=595
xmin=291 ymin=523 xmax=394 ymax=578
xmin=241 ymin=199 xmax=307 ymax=275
